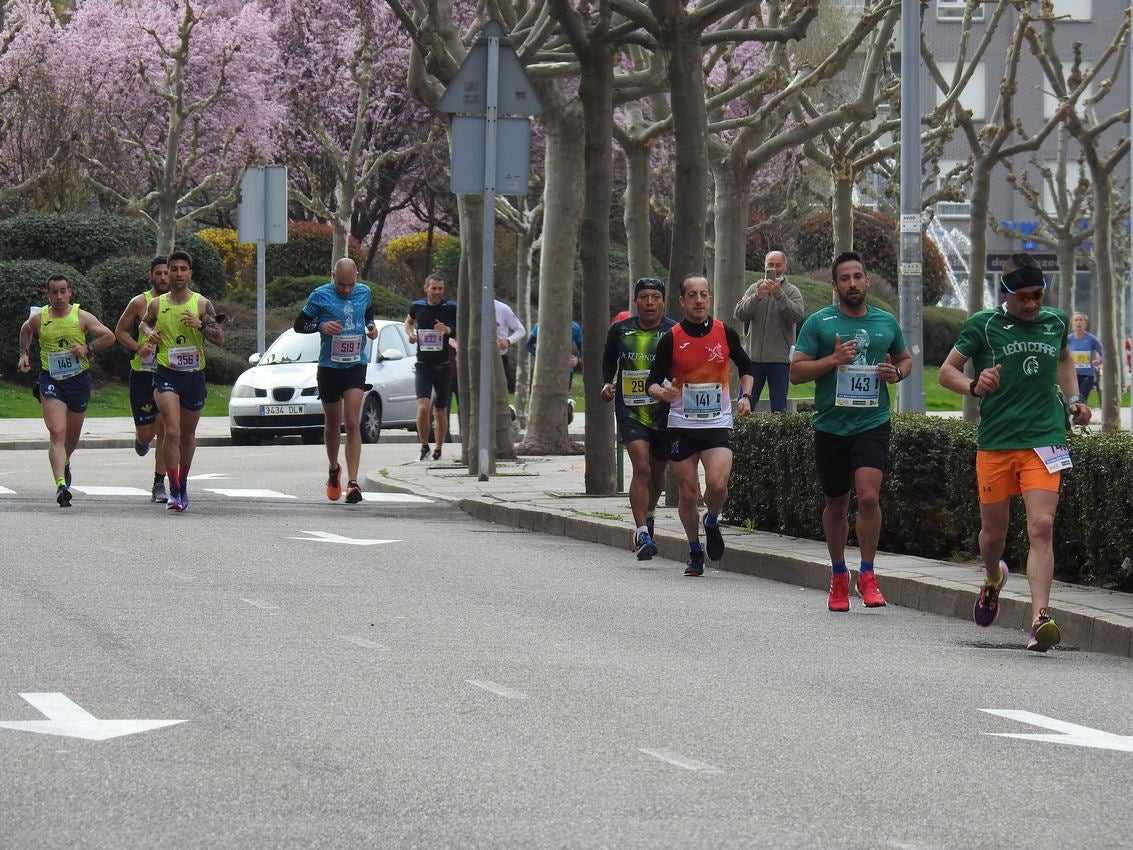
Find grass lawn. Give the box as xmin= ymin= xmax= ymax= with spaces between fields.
xmin=0 ymin=379 xmax=231 ymax=418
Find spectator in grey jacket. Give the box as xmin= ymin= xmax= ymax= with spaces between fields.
xmin=733 ymin=250 xmax=805 ymax=412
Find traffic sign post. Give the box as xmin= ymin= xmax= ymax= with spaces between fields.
xmin=439 ymin=20 xmax=542 ymax=481
xmin=237 ymin=165 xmax=288 ymax=355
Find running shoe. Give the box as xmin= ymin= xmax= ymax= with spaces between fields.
xmin=432 ymin=449 xmax=442 ymax=461
xmin=634 ymin=531 xmax=658 ymax=561
xmin=703 ymin=514 xmax=725 ymax=561
xmin=152 ymin=480 xmax=168 ymax=503
xmin=684 ymin=550 xmax=705 ymax=577
xmin=828 ymin=572 xmax=850 ymax=612
xmin=856 ymin=570 xmax=887 ymax=608
xmin=1027 ymin=608 xmax=1062 ymax=652
xmin=56 ymin=485 xmax=72 ymax=508
xmin=646 ymin=515 xmax=655 ymax=538
xmin=418 ymin=445 xmax=430 ymax=462
xmin=973 ymin=561 xmax=1009 ymax=627
xmin=63 ymin=462 xmax=71 ymax=488
xmin=134 ymin=440 xmax=149 ymax=457
xmin=166 ymin=492 xmax=185 ymax=512
xmin=326 ymin=465 xmax=342 ymax=501
xmin=345 ymin=480 xmax=363 ymax=504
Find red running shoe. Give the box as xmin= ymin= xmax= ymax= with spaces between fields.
xmin=828 ymin=572 xmax=850 ymax=612
xmin=856 ymin=570 xmax=886 ymax=608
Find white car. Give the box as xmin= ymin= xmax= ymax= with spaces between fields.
xmin=228 ymin=322 xmax=419 ymax=444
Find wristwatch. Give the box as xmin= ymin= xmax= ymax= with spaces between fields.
xmin=1066 ymin=394 xmax=1083 ymax=406
xmin=969 ymin=379 xmax=981 ymax=398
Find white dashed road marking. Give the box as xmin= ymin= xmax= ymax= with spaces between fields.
xmin=0 ymin=486 xmax=15 ymax=495
xmin=241 ymin=598 xmax=280 ymax=611
xmin=360 ymin=492 xmax=433 ymax=503
xmin=639 ymin=749 xmax=723 ymax=773
xmin=466 ymin=680 xmax=529 ymax=700
xmin=204 ymin=489 xmax=296 ymax=499
xmin=71 ymin=486 xmax=150 ymax=496
xmin=338 ymin=636 xmax=391 ymax=651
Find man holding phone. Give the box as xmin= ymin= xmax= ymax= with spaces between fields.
xmin=733 ymin=250 xmax=804 ymax=412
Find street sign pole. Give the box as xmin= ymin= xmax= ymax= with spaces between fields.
xmin=237 ymin=165 xmax=288 ymax=355
xmin=477 ymin=34 xmax=500 ymax=481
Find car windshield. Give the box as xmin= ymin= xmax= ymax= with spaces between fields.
xmin=258 ymin=330 xmax=321 ymax=365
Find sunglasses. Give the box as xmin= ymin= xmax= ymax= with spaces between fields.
xmin=1006 ymin=288 xmax=1045 ymax=303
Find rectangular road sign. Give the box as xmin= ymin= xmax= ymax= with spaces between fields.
xmin=450 ymin=116 xmax=532 ymax=195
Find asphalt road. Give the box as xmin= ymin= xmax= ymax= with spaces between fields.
xmin=1 ymin=444 xmax=1131 ymax=849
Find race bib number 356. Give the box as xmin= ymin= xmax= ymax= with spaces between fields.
xmin=168 ymin=345 xmax=201 ymax=372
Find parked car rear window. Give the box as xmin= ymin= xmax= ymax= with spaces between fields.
xmin=260 ymin=330 xmax=321 ymax=365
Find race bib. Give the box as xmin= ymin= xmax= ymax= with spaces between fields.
xmin=418 ymin=329 xmax=445 ymax=352
xmin=835 ymin=364 xmax=880 ymax=407
xmin=138 ymin=347 xmax=156 ymax=372
xmin=47 ymin=349 xmax=81 ymax=380
xmin=331 ymin=334 xmax=363 ymax=363
xmin=682 ymin=382 xmax=723 ymax=419
xmin=1034 ymin=445 xmax=1073 ymax=473
xmin=1071 ymin=350 xmax=1091 ymax=368
xmin=168 ymin=345 xmax=201 ymax=372
xmin=621 ymin=369 xmax=650 ymax=406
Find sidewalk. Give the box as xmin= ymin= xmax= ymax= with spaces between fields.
xmin=3 ymin=414 xmax=1132 ymax=659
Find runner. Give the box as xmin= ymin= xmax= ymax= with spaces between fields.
xmin=404 ymin=273 xmax=457 ymax=462
xmin=938 ymin=252 xmax=1090 ymax=652
xmin=601 ymin=277 xmax=677 ymax=560
xmin=114 ymin=256 xmax=171 ymax=502
xmin=790 ymin=251 xmax=912 ymax=612
xmin=139 ymin=249 xmax=225 ymax=512
xmin=645 ymin=273 xmax=754 ymax=576
xmin=293 ymin=258 xmax=378 ymax=504
xmin=16 ymin=274 xmax=115 ymax=507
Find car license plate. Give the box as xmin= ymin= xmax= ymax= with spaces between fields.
xmin=260 ymin=404 xmax=305 ymax=415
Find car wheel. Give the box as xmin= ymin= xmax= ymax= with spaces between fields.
xmin=361 ymin=394 xmax=382 ymax=444
xmin=301 ymin=431 xmax=324 ymax=445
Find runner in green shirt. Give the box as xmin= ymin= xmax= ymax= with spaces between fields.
xmin=939 ymin=252 xmax=1090 ymax=652
xmin=792 ymin=251 xmax=912 ymax=614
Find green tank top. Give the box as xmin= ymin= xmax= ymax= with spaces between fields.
xmin=38 ymin=303 xmax=88 ymax=378
xmin=155 ymin=292 xmax=206 ymax=372
xmin=130 ymin=291 xmax=156 ymax=372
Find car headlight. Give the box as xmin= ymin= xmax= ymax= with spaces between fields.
xmin=232 ymin=384 xmax=257 ymax=398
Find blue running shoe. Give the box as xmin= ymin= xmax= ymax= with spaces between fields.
xmin=63 ymin=463 xmax=71 ymax=488
xmin=634 ymin=531 xmax=658 ymax=561
xmin=56 ymin=485 xmax=72 ymax=508
xmin=684 ymin=550 xmax=705 ymax=577
xmin=646 ymin=515 xmax=655 ymax=538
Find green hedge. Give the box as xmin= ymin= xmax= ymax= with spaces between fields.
xmin=0 ymin=260 xmax=92 ymax=380
xmin=725 ymin=413 xmax=1133 ymax=588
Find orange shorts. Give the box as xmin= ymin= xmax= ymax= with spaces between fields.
xmin=976 ymin=448 xmax=1061 ymax=504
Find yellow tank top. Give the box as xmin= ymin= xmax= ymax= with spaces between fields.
xmin=38 ymin=303 xmax=88 ymax=378
xmin=130 ymin=291 xmax=156 ymax=372
xmin=155 ymin=292 xmax=206 ymax=372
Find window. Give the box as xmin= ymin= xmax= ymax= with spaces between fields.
xmin=1042 ymin=159 xmax=1083 ymax=214
xmin=1050 ymin=0 xmax=1091 ymax=20
xmin=937 ymin=62 xmax=986 ymax=121
xmin=937 ymin=1 xmax=985 ymax=22
xmin=378 ymin=326 xmax=405 ymax=357
xmin=936 ymin=159 xmax=971 ymax=219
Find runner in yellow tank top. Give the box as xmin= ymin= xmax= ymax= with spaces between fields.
xmin=139 ymin=250 xmax=225 ymax=512
xmin=17 ymin=273 xmax=115 ymax=507
xmin=114 ymin=256 xmax=171 ymax=502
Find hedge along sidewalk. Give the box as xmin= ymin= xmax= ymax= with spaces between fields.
xmin=726 ymin=413 xmax=1133 ymax=591
xmin=363 ymin=451 xmax=1133 ymax=660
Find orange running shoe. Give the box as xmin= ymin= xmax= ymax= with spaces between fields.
xmin=856 ymin=570 xmax=886 ymax=608
xmin=326 ymin=465 xmax=342 ymax=501
xmin=828 ymin=572 xmax=850 ymax=612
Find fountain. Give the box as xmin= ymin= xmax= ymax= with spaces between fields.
xmin=925 ymin=219 xmax=995 ymax=310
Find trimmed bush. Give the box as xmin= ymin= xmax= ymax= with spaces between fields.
xmin=0 ymin=213 xmax=151 ymax=271
xmin=923 ymin=305 xmax=967 ymax=366
xmin=84 ymin=256 xmax=153 ymax=381
xmin=726 ymin=414 xmax=1133 ymax=588
xmin=199 ymin=227 xmax=254 ymax=292
xmin=0 ymin=261 xmax=91 ymax=380
xmin=792 ymin=208 xmax=949 ymax=306
xmin=266 ymin=221 xmax=365 ymax=281
xmin=264 ymin=275 xmax=410 ymax=318
xmin=176 ymin=232 xmax=226 ymax=302
xmin=385 ymin=231 xmax=459 ymax=280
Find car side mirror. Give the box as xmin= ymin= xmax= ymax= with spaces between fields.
xmin=378 ymin=349 xmax=404 ymax=362
xmin=248 ymin=352 xmax=262 ymax=365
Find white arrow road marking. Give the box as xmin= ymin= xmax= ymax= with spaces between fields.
xmin=981 ymin=710 xmax=1133 ymax=753
xmin=360 ymin=492 xmax=433 ymax=503
xmin=71 ymin=486 xmax=149 ymax=496
xmin=0 ymin=693 xmax=186 ymax=741
xmin=339 ymin=636 xmax=390 ymax=651
xmin=466 ymin=680 xmax=528 ymax=700
xmin=286 ymin=531 xmax=397 ymax=546
xmin=204 ymin=488 xmax=296 ymax=499
xmin=0 ymin=486 xmax=16 ymax=495
xmin=188 ymin=473 xmax=230 ymax=480
xmin=639 ymin=748 xmax=723 ymax=773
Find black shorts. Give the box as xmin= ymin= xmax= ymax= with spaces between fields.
xmin=317 ymin=364 xmax=366 ymax=404
xmin=668 ymin=427 xmax=732 ymax=463
xmin=153 ymin=365 xmax=207 ymax=411
xmin=415 ymin=361 xmax=453 ymax=408
xmin=129 ymin=368 xmax=159 ymax=426
xmin=814 ymin=423 xmax=891 ymax=497
xmin=620 ymin=418 xmax=669 ymax=461
xmin=37 ymin=370 xmax=91 ymax=413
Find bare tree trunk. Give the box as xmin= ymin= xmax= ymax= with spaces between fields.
xmin=964 ymin=158 xmax=994 ymax=422
xmin=456 ymin=193 xmax=480 ymax=467
xmin=709 ymin=160 xmax=749 ymax=320
xmin=519 ymin=91 xmax=584 ymax=455
xmin=1056 ymin=237 xmax=1076 ymax=314
xmin=157 ymin=196 xmax=177 ymax=254
xmin=832 ymin=162 xmax=855 ymax=254
xmin=1086 ymin=149 xmax=1121 ymax=431
xmin=623 ymin=140 xmax=653 ymax=309
xmin=513 ymin=221 xmax=534 ymax=428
